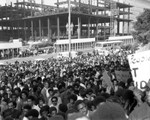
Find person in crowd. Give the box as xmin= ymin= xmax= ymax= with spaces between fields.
xmin=74 ymin=100 xmax=92 ymax=117
xmin=49 ymin=107 xmax=57 ymax=117
xmin=57 ymin=104 xmax=68 ymax=120
xmin=39 ymin=105 xmax=50 ymax=120
xmin=26 ymin=109 xmax=39 ymax=120
xmin=49 ymin=96 xmax=60 ymax=111
xmin=129 ymin=87 xmax=150 ymax=120
xmin=41 ymin=81 xmax=49 ymax=105
xmin=20 ymin=104 xmax=32 ymax=120
xmin=17 ymin=90 xmax=29 ymax=111
xmin=27 ymin=95 xmax=40 ymax=113
xmin=67 ymin=94 xmax=77 ymax=110
xmin=90 ymin=101 xmax=128 ymax=120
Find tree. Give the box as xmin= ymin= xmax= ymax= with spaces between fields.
xmin=133 ymin=9 xmax=150 ymax=45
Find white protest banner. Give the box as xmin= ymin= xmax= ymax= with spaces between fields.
xmin=102 ymin=70 xmax=113 ymax=87
xmin=128 ymin=50 xmax=150 ymax=90
xmin=115 ymin=71 xmax=131 ymax=83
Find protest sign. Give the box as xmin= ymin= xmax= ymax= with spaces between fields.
xmin=115 ymin=71 xmax=130 ymax=83
xmin=128 ymin=50 xmax=150 ymax=90
xmin=102 ymin=70 xmax=113 ymax=87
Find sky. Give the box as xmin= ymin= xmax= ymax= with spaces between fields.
xmin=1 ymin=0 xmax=150 ymax=16
xmin=1 ymin=0 xmax=150 ymax=5
xmin=1 ymin=0 xmax=150 ymax=7
xmin=0 ymin=0 xmax=56 ymax=6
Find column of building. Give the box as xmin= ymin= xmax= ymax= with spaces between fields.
xmin=88 ymin=17 xmax=91 ymax=38
xmin=127 ymin=7 xmax=130 ymax=34
xmin=78 ymin=17 xmax=81 ymax=39
xmin=122 ymin=8 xmax=125 ymax=35
xmin=96 ymin=19 xmax=99 ymax=42
xmin=47 ymin=17 xmax=52 ymax=42
xmin=57 ymin=17 xmax=60 ymax=40
xmin=39 ymin=19 xmax=42 ymax=40
xmin=31 ymin=20 xmax=34 ymax=40
xmin=24 ymin=20 xmax=27 ymax=41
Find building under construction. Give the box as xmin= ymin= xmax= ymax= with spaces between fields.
xmin=0 ymin=0 xmax=132 ymax=42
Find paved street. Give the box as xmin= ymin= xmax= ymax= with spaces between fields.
xmin=0 ymin=49 xmax=94 ymax=64
xmin=0 ymin=53 xmax=56 ymax=64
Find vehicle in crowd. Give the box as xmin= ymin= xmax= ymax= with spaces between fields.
xmin=108 ymin=35 xmax=134 ymax=45
xmin=95 ymin=40 xmax=123 ymax=55
xmin=54 ymin=38 xmax=95 ymax=53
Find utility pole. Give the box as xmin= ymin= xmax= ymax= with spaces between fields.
xmin=41 ymin=0 xmax=44 ymax=13
xmin=68 ymin=0 xmax=71 ymax=58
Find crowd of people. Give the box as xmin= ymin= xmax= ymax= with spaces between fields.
xmin=0 ymin=50 xmax=149 ymax=120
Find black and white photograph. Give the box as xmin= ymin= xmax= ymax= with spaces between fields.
xmin=0 ymin=0 xmax=150 ymax=120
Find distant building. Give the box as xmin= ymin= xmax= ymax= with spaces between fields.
xmin=0 ymin=0 xmax=132 ymax=42
xmin=108 ymin=35 xmax=134 ymax=45
xmin=115 ymin=0 xmax=150 ymax=32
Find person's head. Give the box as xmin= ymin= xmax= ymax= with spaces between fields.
xmin=73 ymin=83 xmax=80 ymax=91
xmin=22 ymin=104 xmax=32 ymax=116
xmin=53 ymin=90 xmax=60 ymax=97
xmin=1 ymin=98 xmax=9 ymax=106
xmin=40 ymin=105 xmax=49 ymax=118
xmin=112 ymin=79 xmax=118 ymax=86
xmin=44 ymin=81 xmax=49 ymax=89
xmin=90 ymin=102 xmax=128 ymax=120
xmin=122 ymin=90 xmax=135 ymax=106
xmin=49 ymin=107 xmax=57 ymax=117
xmin=58 ymin=104 xmax=68 ymax=113
xmin=0 ymin=87 xmax=5 ymax=95
xmin=3 ymin=92 xmax=8 ymax=99
xmin=48 ymin=88 xmax=54 ymax=96
xmin=86 ymin=83 xmax=92 ymax=89
xmin=6 ymin=87 xmax=12 ymax=95
xmin=11 ymin=93 xmax=17 ymax=102
xmin=38 ymin=97 xmax=45 ymax=108
xmin=32 ymin=80 xmax=37 ymax=86
xmin=1 ymin=81 xmax=5 ymax=87
xmin=20 ymin=91 xmax=28 ymax=100
xmin=93 ymin=96 xmax=106 ymax=109
xmin=86 ymin=101 xmax=96 ymax=111
xmin=75 ymin=100 xmax=88 ymax=116
xmin=8 ymin=101 xmax=17 ymax=109
xmin=51 ymin=96 xmax=58 ymax=106
xmin=26 ymin=109 xmax=39 ymax=120
xmin=68 ymin=94 xmax=77 ymax=104
xmin=27 ymin=96 xmax=36 ymax=107
xmin=14 ymin=87 xmax=21 ymax=96
xmin=57 ymin=82 xmax=66 ymax=92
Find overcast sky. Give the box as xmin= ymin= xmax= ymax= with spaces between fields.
xmin=1 ymin=0 xmax=150 ymax=10
xmin=1 ymin=0 xmax=56 ymax=6
xmin=1 ymin=0 xmax=150 ymax=6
